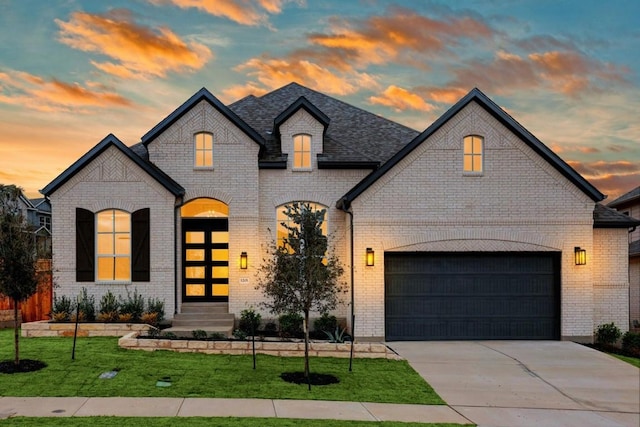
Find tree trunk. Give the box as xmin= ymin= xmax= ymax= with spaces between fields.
xmin=13 ymin=299 xmax=20 ymax=366
xmin=304 ymin=309 xmax=310 ymax=391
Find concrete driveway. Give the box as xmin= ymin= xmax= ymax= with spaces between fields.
xmin=388 ymin=341 xmax=640 ymax=427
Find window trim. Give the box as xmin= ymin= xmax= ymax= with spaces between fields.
xmin=463 ymin=135 xmax=484 ymax=175
xmin=194 ymin=132 xmax=214 ymax=169
xmin=292 ymin=134 xmax=312 ymax=171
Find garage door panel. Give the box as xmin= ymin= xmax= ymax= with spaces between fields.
xmin=384 ymin=252 xmax=560 ymax=340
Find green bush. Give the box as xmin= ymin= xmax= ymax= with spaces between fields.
xmin=192 ymin=329 xmax=207 ymax=340
xmin=120 ymin=289 xmax=145 ymax=322
xmin=98 ymin=290 xmax=120 ymax=322
xmin=279 ymin=312 xmax=303 ymax=337
xmin=232 ymin=329 xmax=247 ymax=340
xmin=239 ymin=307 xmax=261 ymax=334
xmin=145 ymin=297 xmax=165 ymax=323
xmin=76 ymin=287 xmax=96 ymax=321
xmin=622 ymin=331 xmax=640 ymax=356
xmin=314 ymin=312 xmax=338 ymax=333
xmin=51 ymin=294 xmax=73 ymax=321
xmin=595 ymin=322 xmax=622 ymax=345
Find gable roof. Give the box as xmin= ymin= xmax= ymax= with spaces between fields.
xmin=273 ymin=96 xmax=330 ymax=139
xmin=141 ymin=87 xmax=266 ymax=151
xmin=229 ymin=82 xmax=419 ymax=165
xmin=338 ymin=88 xmax=605 ymax=209
xmin=593 ymin=203 xmax=640 ymax=228
xmin=607 ymin=186 xmax=640 ymax=209
xmin=42 ymin=134 xmax=184 ymax=197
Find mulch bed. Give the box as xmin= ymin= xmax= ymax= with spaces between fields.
xmin=280 ymin=372 xmax=340 ymax=386
xmin=0 ymin=359 xmax=47 ymax=374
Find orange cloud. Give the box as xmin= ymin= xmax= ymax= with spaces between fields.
xmin=56 ymin=10 xmax=212 ymax=79
xmin=222 ymin=82 xmax=269 ymax=103
xmin=0 ymin=69 xmax=132 ymax=112
xmin=154 ymin=0 xmax=297 ymax=26
xmin=566 ymin=160 xmax=639 ymax=201
xmin=369 ymin=85 xmax=436 ymax=112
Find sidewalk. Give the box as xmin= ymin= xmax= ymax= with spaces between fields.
xmin=0 ymin=396 xmax=471 ymax=424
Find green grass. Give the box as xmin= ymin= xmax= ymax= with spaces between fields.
xmin=0 ymin=417 xmax=470 ymax=427
xmin=610 ymin=353 xmax=640 ymax=368
xmin=0 ymin=330 xmax=443 ymax=404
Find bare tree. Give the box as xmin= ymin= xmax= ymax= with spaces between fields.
xmin=257 ymin=202 xmax=346 ymax=386
xmin=0 ymin=185 xmax=39 ymax=366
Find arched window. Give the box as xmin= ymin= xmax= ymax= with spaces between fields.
xmin=293 ymin=134 xmax=311 ymax=170
xmin=96 ymin=209 xmax=131 ymax=281
xmin=276 ymin=202 xmax=327 ymax=247
xmin=180 ymin=198 xmax=228 ymax=218
xmin=463 ymin=135 xmax=483 ymax=173
xmin=194 ymin=132 xmax=213 ymax=168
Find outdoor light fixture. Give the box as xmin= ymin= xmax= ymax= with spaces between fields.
xmin=240 ymin=252 xmax=248 ymax=269
xmin=366 ymin=248 xmax=375 ymax=267
xmin=574 ymin=247 xmax=586 ymax=265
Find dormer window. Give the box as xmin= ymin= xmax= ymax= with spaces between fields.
xmin=194 ymin=132 xmax=213 ymax=168
xmin=463 ymin=135 xmax=483 ymax=173
xmin=293 ymin=134 xmax=311 ymax=170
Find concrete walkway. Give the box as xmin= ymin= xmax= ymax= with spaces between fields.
xmin=389 ymin=341 xmax=640 ymax=427
xmin=0 ymin=396 xmax=471 ymax=424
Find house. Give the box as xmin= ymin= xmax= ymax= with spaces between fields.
xmin=42 ymin=83 xmax=640 ymax=341
xmin=607 ymin=186 xmax=640 ymax=329
xmin=9 ymin=189 xmax=52 ymax=258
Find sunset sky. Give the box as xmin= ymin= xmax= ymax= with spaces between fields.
xmin=1 ymin=0 xmax=638 ymax=201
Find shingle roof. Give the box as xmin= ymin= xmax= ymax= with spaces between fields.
xmin=338 ymin=88 xmax=605 ymax=208
xmin=607 ymin=186 xmax=640 ymax=208
xmin=229 ymin=82 xmax=419 ymax=164
xmin=42 ymin=134 xmax=184 ymax=197
xmin=630 ymin=240 xmax=640 ymax=257
xmin=593 ymin=203 xmax=640 ymax=228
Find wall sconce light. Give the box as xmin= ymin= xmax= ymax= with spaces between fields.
xmin=240 ymin=252 xmax=248 ymax=269
xmin=366 ymin=248 xmax=375 ymax=267
xmin=574 ymin=247 xmax=586 ymax=265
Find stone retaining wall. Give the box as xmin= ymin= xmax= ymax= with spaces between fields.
xmin=0 ymin=309 xmax=21 ymax=329
xmin=21 ymin=321 xmax=152 ymax=337
xmin=118 ymin=332 xmax=401 ymax=359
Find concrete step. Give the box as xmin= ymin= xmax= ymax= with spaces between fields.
xmin=173 ymin=313 xmax=235 ymax=322
xmin=180 ymin=303 xmax=229 ymax=314
xmin=162 ymin=325 xmax=234 ymax=338
xmin=171 ymin=318 xmax=235 ymax=327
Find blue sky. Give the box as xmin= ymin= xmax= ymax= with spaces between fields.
xmin=0 ymin=0 xmax=638 ymax=200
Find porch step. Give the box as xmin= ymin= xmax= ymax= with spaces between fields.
xmin=165 ymin=303 xmax=235 ymax=337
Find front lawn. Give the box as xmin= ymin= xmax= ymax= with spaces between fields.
xmin=0 ymin=330 xmax=443 ymax=404
xmin=0 ymin=417 xmax=470 ymax=427
xmin=610 ymin=353 xmax=640 ymax=368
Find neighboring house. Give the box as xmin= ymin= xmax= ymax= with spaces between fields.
xmin=42 ymin=83 xmax=640 ymax=341
xmin=607 ymin=186 xmax=640 ymax=328
xmin=11 ymin=189 xmax=52 ymax=258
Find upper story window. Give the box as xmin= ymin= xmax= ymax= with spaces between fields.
xmin=96 ymin=209 xmax=131 ymax=282
xmin=293 ymin=134 xmax=311 ymax=170
xmin=194 ymin=132 xmax=213 ymax=168
xmin=277 ymin=202 xmax=327 ymax=248
xmin=463 ymin=135 xmax=483 ymax=173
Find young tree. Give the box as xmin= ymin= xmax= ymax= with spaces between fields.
xmin=0 ymin=185 xmax=39 ymax=366
xmin=258 ymin=202 xmax=346 ymax=386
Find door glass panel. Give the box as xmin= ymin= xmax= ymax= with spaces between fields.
xmin=186 ymin=266 xmax=205 ymax=279
xmin=212 ymin=266 xmax=229 ymax=279
xmin=186 ymin=231 xmax=204 ymax=244
xmin=186 ymin=249 xmax=204 ymax=261
xmin=212 ymin=284 xmax=229 ymax=296
xmin=186 ymin=284 xmax=205 ymax=296
xmin=212 ymin=249 xmax=228 ymax=261
xmin=212 ymin=231 xmax=228 ymax=244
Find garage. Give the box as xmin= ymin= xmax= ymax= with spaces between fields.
xmin=384 ymin=252 xmax=561 ymax=341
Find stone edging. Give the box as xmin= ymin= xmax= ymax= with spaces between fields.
xmin=21 ymin=320 xmax=152 ymax=337
xmin=118 ymin=332 xmax=402 ymax=359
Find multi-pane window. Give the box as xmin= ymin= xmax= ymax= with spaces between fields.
xmin=194 ymin=132 xmax=213 ymax=168
xmin=463 ymin=135 xmax=483 ymax=173
xmin=96 ymin=209 xmax=131 ymax=281
xmin=293 ymin=134 xmax=311 ymax=169
xmin=277 ymin=202 xmax=327 ymax=247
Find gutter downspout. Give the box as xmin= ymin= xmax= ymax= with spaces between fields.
xmin=338 ymin=198 xmax=355 ymax=372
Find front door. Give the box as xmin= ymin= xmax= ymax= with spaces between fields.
xmin=182 ymin=218 xmax=229 ymax=302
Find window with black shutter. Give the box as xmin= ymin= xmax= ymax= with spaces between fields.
xmin=132 ymin=208 xmax=150 ymax=282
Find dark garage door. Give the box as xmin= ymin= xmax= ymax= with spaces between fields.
xmin=385 ymin=252 xmax=560 ymax=341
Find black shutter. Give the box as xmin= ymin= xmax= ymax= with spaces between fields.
xmin=76 ymin=208 xmax=94 ymax=282
xmin=132 ymin=208 xmax=150 ymax=282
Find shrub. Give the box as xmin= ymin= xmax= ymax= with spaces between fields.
xmin=140 ymin=312 xmax=159 ymax=326
xmin=232 ymin=329 xmax=247 ymax=340
xmin=622 ymin=331 xmax=640 ymax=356
xmin=76 ymin=287 xmax=96 ymax=321
xmin=160 ymin=331 xmax=177 ymax=339
xmin=239 ymin=307 xmax=261 ymax=334
xmin=192 ymin=329 xmax=208 ymax=340
xmin=145 ymin=297 xmax=165 ymax=323
xmin=324 ymin=326 xmax=348 ymax=343
xmin=314 ymin=312 xmax=338 ymax=333
xmin=98 ymin=290 xmax=120 ymax=322
xmin=118 ymin=313 xmax=133 ymax=323
xmin=264 ymin=322 xmax=277 ymax=334
xmin=51 ymin=294 xmax=72 ymax=321
xmin=209 ymin=332 xmax=226 ymax=340
xmin=595 ymin=322 xmax=622 ymax=345
xmin=120 ymin=289 xmax=145 ymax=322
xmin=279 ymin=312 xmax=303 ymax=337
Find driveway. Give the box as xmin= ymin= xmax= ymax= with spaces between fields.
xmin=388 ymin=341 xmax=640 ymax=427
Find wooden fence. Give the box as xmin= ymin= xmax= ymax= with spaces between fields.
xmin=0 ymin=259 xmax=52 ymax=323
